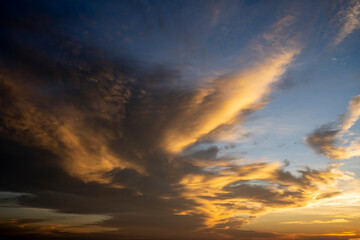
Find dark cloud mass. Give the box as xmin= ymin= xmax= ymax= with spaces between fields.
xmin=0 ymin=1 xmax=208 ymax=238
xmin=0 ymin=0 xmax=358 ymax=240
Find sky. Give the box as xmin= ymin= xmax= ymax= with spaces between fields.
xmin=0 ymin=0 xmax=360 ymax=239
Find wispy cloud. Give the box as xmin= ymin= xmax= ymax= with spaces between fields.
xmin=334 ymin=0 xmax=360 ymax=46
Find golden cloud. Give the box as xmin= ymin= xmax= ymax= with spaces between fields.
xmin=163 ymin=48 xmax=299 ymax=153
xmin=178 ymin=161 xmax=346 ymax=229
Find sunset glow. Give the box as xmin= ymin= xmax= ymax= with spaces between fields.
xmin=1 ymin=1 xmax=360 ymax=240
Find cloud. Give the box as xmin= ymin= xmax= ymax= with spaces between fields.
xmin=0 ymin=45 xmax=305 ymax=236
xmin=306 ymin=95 xmax=360 ymax=160
xmin=1 ymin=2 xmax=348 ymax=239
xmin=281 ymin=218 xmax=349 ymax=224
xmin=297 ymin=233 xmax=360 ymax=240
xmin=0 ymin=7 xmax=300 ymax=188
xmin=334 ymin=0 xmax=360 ymax=46
xmin=162 ymin=48 xmax=299 ymax=153
xmin=212 ymin=228 xmax=282 ymax=240
xmin=178 ymin=161 xmax=346 ymax=229
xmin=0 ymin=68 xmax=145 ymax=185
xmin=0 ymin=219 xmax=116 ymax=235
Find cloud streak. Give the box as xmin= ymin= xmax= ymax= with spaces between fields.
xmin=334 ymin=0 xmax=360 ymax=46
xmin=162 ymin=48 xmax=299 ymax=153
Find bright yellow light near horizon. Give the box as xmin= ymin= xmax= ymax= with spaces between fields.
xmin=281 ymin=219 xmax=349 ymax=224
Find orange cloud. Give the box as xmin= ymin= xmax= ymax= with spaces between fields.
xmin=163 ymin=48 xmax=299 ymax=153
xmin=178 ymin=161 xmax=346 ymax=229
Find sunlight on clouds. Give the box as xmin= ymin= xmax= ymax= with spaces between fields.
xmin=0 ymin=74 xmax=144 ymax=185
xmin=307 ymin=95 xmax=360 ymax=160
xmin=178 ymin=162 xmax=280 ymax=228
xmin=163 ymin=48 xmax=299 ymax=153
xmin=281 ymin=218 xmax=349 ymax=224
xmin=309 ymin=180 xmax=360 ymax=208
xmin=178 ymin=162 xmax=347 ymax=229
xmin=55 ymin=124 xmax=145 ymax=184
xmin=323 ymin=231 xmax=357 ymax=236
xmin=2 ymin=1 xmax=360 ymax=239
xmin=341 ymin=96 xmax=360 ymax=132
xmin=239 ymin=170 xmax=360 ymax=236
